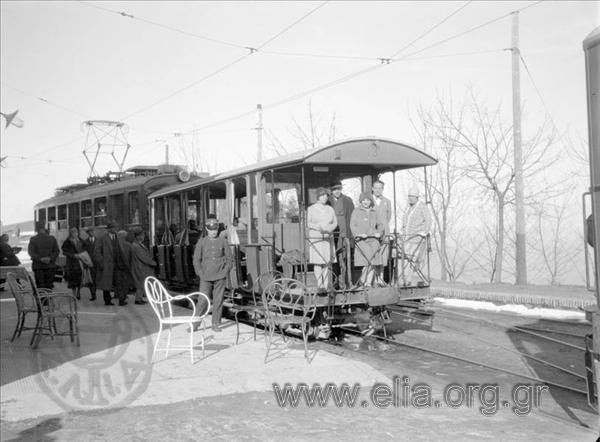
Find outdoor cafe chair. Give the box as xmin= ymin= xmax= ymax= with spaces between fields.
xmin=261 ymin=277 xmax=317 ymax=363
xmin=5 ymin=267 xmax=37 ymax=343
xmin=7 ymin=270 xmax=79 ymax=349
xmin=144 ymin=276 xmax=211 ymax=364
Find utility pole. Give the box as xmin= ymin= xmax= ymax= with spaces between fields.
xmin=256 ymin=104 xmax=263 ymax=162
xmin=511 ymin=11 xmax=527 ymax=285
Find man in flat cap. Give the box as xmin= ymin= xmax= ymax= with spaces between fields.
xmin=328 ymin=181 xmax=354 ymax=289
xmin=28 ymin=222 xmax=59 ymax=289
xmin=193 ymin=217 xmax=233 ymax=332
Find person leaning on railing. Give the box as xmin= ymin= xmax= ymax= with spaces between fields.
xmin=401 ymin=187 xmax=432 ymax=285
xmin=350 ymin=192 xmax=384 ymax=288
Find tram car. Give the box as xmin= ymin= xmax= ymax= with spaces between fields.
xmin=33 ymin=164 xmax=199 ymax=269
xmin=148 ymin=137 xmax=437 ymax=338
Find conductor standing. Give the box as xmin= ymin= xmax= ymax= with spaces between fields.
xmin=193 ymin=218 xmax=232 ymax=332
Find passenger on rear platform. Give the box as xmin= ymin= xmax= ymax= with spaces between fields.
xmin=401 ymin=187 xmax=432 ymax=286
xmin=307 ymin=187 xmax=337 ymax=291
xmin=350 ymin=192 xmax=384 ymax=288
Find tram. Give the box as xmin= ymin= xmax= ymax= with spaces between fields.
xmin=583 ymin=27 xmax=600 ymax=412
xmin=33 ymin=164 xmax=198 ymax=267
xmin=148 ymin=137 xmax=437 ymax=337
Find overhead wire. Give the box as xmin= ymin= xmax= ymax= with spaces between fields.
xmin=181 ymin=1 xmax=538 ymax=139
xmin=77 ymin=1 xmax=246 ymax=50
xmin=119 ymin=1 xmax=329 ymax=121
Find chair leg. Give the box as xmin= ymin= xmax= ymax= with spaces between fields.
xmin=152 ymin=323 xmax=163 ymax=363
xmin=30 ymin=313 xmax=43 ymax=348
xmin=189 ymin=323 xmax=195 ymax=364
xmin=32 ymin=317 xmax=45 ymax=349
xmin=11 ymin=313 xmax=23 ymax=342
xmin=69 ymin=317 xmax=74 ymax=343
xmin=74 ymin=315 xmax=80 ymax=347
xmin=234 ymin=311 xmax=240 ymax=345
xmin=165 ymin=325 xmax=172 ymax=357
xmin=302 ymin=321 xmax=309 ymax=362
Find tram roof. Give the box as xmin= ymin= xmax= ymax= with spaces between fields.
xmin=148 ymin=137 xmax=436 ymax=199
xmin=583 ymin=26 xmax=600 ymax=50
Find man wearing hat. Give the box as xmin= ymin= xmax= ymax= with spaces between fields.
xmin=328 ymin=181 xmax=354 ymax=289
xmin=28 ymin=222 xmax=59 ymax=289
xmin=401 ymin=187 xmax=432 ymax=285
xmin=193 ymin=217 xmax=233 ymax=332
xmin=94 ymin=221 xmax=131 ymax=306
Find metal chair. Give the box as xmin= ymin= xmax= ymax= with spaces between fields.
xmin=7 ymin=270 xmax=79 ymax=349
xmin=261 ymin=277 xmax=317 ymax=363
xmin=144 ymin=276 xmax=210 ymax=363
xmin=5 ymin=267 xmax=38 ymax=343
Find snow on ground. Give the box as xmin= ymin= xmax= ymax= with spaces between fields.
xmin=434 ymin=297 xmax=587 ymax=321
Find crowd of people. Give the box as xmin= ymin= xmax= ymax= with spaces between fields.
xmin=307 ymin=180 xmax=432 ymax=290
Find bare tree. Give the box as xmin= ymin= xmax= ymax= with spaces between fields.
xmin=291 ymin=100 xmax=338 ymax=150
xmin=436 ymin=88 xmax=558 ymax=283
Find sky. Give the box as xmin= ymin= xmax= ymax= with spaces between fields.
xmin=0 ymin=0 xmax=598 ymax=226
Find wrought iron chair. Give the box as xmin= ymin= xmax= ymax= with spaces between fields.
xmin=229 ymin=271 xmax=282 ymax=345
xmin=7 ymin=270 xmax=79 ymax=349
xmin=5 ymin=267 xmax=37 ymax=343
xmin=144 ymin=276 xmax=211 ymax=363
xmin=261 ymin=277 xmax=317 ymax=363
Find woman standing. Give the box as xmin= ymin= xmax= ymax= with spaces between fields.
xmin=61 ymin=227 xmax=85 ymax=300
xmin=350 ymin=193 xmax=383 ymax=287
xmin=307 ymin=187 xmax=338 ymax=290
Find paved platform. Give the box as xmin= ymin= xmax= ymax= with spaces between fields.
xmin=1 ymin=292 xmax=598 ymax=441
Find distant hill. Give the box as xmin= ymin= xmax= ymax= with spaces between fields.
xmin=0 ymin=220 xmax=35 ymax=245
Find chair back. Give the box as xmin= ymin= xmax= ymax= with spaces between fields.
xmin=6 ymin=270 xmax=36 ymax=313
xmin=144 ymin=276 xmax=176 ymax=321
xmin=262 ymin=278 xmax=317 ymax=322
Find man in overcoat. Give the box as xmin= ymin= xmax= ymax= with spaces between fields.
xmin=28 ymin=222 xmax=59 ymax=289
xmin=94 ymin=221 xmax=131 ymax=306
xmin=193 ymin=218 xmax=232 ymax=331
xmin=328 ymin=181 xmax=354 ymax=288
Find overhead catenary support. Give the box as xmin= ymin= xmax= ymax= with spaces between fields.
xmin=511 ymin=11 xmax=527 ymax=285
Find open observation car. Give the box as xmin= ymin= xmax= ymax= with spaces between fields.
xmin=148 ymin=137 xmax=438 ymax=338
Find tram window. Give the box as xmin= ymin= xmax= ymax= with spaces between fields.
xmin=128 ymin=192 xmax=140 ymax=224
xmin=81 ymin=200 xmax=93 ymax=228
xmin=57 ymin=205 xmax=67 ymax=230
xmin=109 ymin=194 xmax=124 ymax=226
xmin=68 ymin=203 xmax=80 ymax=228
xmin=38 ymin=208 xmax=47 ymax=226
xmin=266 ymin=184 xmax=300 ymax=223
xmin=154 ymin=198 xmax=166 ymax=243
xmin=94 ymin=197 xmax=107 ymax=226
xmin=166 ymin=195 xmax=181 ymax=231
xmin=48 ymin=206 xmax=56 ymax=222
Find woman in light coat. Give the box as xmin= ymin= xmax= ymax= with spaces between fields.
xmin=307 ymin=187 xmax=338 ymax=290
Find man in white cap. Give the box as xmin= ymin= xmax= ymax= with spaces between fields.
xmin=401 ymin=187 xmax=431 ymax=285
